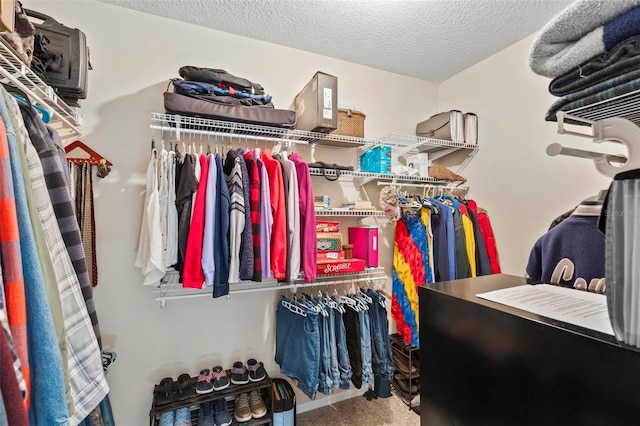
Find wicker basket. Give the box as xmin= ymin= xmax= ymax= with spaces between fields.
xmin=335 ymin=108 xmax=366 ymax=138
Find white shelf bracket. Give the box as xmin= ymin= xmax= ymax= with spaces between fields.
xmin=554 ymin=111 xmax=640 ymax=177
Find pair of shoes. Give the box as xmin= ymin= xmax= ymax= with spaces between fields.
xmin=159 ymin=410 xmax=174 ymax=426
xmin=232 ymin=359 xmax=266 ymax=385
xmin=247 ymin=359 xmax=266 ymax=382
xmin=234 ymin=391 xmax=267 ymax=422
xmin=392 ymin=348 xmax=417 ymax=375
xmin=198 ymin=399 xmax=232 ymax=426
xmin=197 ymin=366 xmax=230 ymax=394
xmin=154 ymin=374 xmax=196 ymax=405
xmin=394 ymin=377 xmax=419 ymax=394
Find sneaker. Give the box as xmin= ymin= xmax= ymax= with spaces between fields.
xmin=196 ymin=369 xmax=214 ymax=394
xmin=234 ymin=393 xmax=252 ymax=423
xmin=197 ymin=402 xmax=214 ymax=426
xmin=247 ymin=359 xmax=266 ymax=382
xmin=159 ymin=410 xmax=175 ymax=426
xmin=248 ymin=390 xmax=267 ymax=419
xmin=211 ymin=366 xmax=230 ymax=391
xmin=174 ymin=406 xmax=192 ymax=426
xmin=213 ymin=398 xmax=232 ymax=426
xmin=231 ymin=361 xmax=249 ymax=385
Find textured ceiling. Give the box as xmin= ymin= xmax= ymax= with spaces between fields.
xmin=98 ymin=0 xmax=572 ymax=83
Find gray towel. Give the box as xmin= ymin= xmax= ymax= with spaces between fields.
xmin=529 ymin=0 xmax=640 ymax=78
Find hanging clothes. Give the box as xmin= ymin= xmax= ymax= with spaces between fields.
xmin=289 ymin=152 xmax=316 ymax=283
xmin=224 ymin=151 xmax=245 ymax=284
xmin=183 ymin=154 xmax=209 ymax=289
xmin=202 ymin=153 xmax=217 ymax=286
xmin=261 ymin=149 xmax=286 ymax=280
xmin=476 ymin=207 xmax=501 ymax=274
xmin=174 ymin=153 xmax=197 ymax=278
xmin=213 ymin=154 xmax=230 ymax=297
xmin=243 ymin=150 xmax=262 ymax=281
xmin=4 ymin=98 xmax=69 ymax=423
xmin=135 ymin=150 xmax=165 ymax=286
xmin=79 ymin=162 xmax=98 ymax=287
xmin=0 ymin=325 xmax=28 ymax=426
xmin=18 ymin=101 xmax=108 ymax=424
xmin=233 ymin=149 xmax=254 ymax=281
xmin=282 ymin=153 xmax=301 ymax=281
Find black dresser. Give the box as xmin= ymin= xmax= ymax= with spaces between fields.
xmin=418 ymin=274 xmax=640 ymax=426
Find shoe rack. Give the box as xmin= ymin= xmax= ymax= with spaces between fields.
xmin=149 ymin=371 xmax=274 ymax=426
xmin=389 ymin=333 xmax=420 ymax=415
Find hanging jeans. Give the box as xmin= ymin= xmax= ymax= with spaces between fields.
xmin=317 ymin=302 xmax=334 ymax=395
xmin=275 ymin=297 xmax=320 ymax=400
xmin=343 ymin=306 xmax=362 ymax=389
xmin=368 ymin=294 xmax=395 ymax=381
xmin=327 ymin=307 xmax=341 ymax=391
xmin=357 ymin=305 xmax=373 ymax=384
xmin=333 ymin=300 xmax=353 ymax=390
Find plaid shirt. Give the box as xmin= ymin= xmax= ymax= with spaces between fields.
xmin=19 ymin=104 xmax=108 ymax=423
xmin=243 ymin=151 xmax=262 ymax=281
xmin=0 ymin=265 xmax=27 ymax=403
xmin=0 ymin=115 xmax=30 ymax=405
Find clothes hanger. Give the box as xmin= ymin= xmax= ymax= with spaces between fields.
xmin=65 ymin=140 xmax=114 ymax=167
xmin=281 ymin=298 xmax=307 ymax=317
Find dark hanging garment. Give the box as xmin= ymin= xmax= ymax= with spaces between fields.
xmin=343 ymin=306 xmax=363 ymax=389
xmin=452 ymin=207 xmax=471 ymax=279
xmin=175 ymin=154 xmax=197 ymax=277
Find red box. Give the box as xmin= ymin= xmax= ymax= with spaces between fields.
xmin=348 ymin=227 xmax=379 ymax=267
xmin=316 ymin=258 xmax=365 ymax=275
xmin=316 ymin=220 xmax=340 ymax=233
xmin=317 ymin=250 xmax=345 ymax=260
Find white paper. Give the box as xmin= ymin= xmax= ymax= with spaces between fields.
xmin=476 ymin=284 xmax=614 ymax=335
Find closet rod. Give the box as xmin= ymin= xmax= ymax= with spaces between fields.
xmin=155 ymin=273 xmax=387 ymax=306
xmin=149 ymin=125 xmax=309 ymax=147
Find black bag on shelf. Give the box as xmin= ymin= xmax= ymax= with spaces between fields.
xmin=164 ymin=91 xmax=296 ymax=129
xmin=25 ymin=9 xmax=88 ymax=105
xmin=179 ymin=65 xmax=264 ymax=95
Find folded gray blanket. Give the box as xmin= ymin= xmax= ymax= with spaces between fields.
xmin=545 ymin=70 xmax=640 ymax=122
xmin=529 ymin=0 xmax=640 ymax=78
xmin=549 ymin=35 xmax=640 ymax=96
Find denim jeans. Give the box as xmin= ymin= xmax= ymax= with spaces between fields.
xmin=327 ymin=307 xmax=341 ymax=390
xmin=367 ymin=292 xmax=395 ymax=380
xmin=317 ymin=302 xmax=334 ymax=395
xmin=275 ymin=297 xmax=320 ymax=400
xmin=357 ymin=303 xmax=373 ymax=384
xmin=333 ymin=298 xmax=353 ymax=390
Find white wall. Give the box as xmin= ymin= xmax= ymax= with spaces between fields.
xmin=26 ymin=1 xmax=439 ymax=423
xmin=437 ymin=34 xmax=614 ymax=276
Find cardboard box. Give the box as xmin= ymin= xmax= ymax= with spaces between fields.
xmin=316 ymin=220 xmax=340 ymax=233
xmin=317 ymin=250 xmax=345 ymax=260
xmin=317 ymin=232 xmax=343 ymax=251
xmin=0 ymin=0 xmax=15 ymax=33
xmin=317 ymin=258 xmax=365 ymax=276
xmin=348 ymin=227 xmax=379 ymax=267
xmin=294 ymin=71 xmax=338 ymax=133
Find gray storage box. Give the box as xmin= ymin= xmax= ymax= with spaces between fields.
xmin=294 ymin=71 xmax=338 ymax=133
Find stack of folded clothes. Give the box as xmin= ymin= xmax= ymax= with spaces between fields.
xmin=164 ymin=66 xmax=297 ymax=128
xmin=528 ymin=0 xmax=640 ymax=122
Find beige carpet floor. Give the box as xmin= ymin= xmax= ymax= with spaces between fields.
xmin=297 ymin=394 xmax=419 ymax=426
